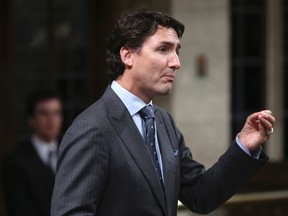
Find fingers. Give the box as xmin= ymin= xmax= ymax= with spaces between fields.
xmin=246 ymin=110 xmax=272 ymax=122
xmin=239 ymin=110 xmax=276 ymax=150
xmin=258 ymin=110 xmax=275 ymax=129
xmin=257 ymin=110 xmax=276 ymax=136
xmin=247 ymin=112 xmax=261 ymax=130
xmin=246 ymin=110 xmax=275 ymax=134
xmin=260 ymin=110 xmax=272 ymax=115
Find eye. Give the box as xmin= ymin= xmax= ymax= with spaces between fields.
xmin=158 ymin=47 xmax=167 ymax=53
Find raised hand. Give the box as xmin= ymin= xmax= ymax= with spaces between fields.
xmin=239 ymin=110 xmax=276 ymax=152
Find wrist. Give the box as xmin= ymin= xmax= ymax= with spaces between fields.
xmin=238 ymin=132 xmax=259 ymax=152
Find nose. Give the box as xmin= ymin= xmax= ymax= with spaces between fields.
xmin=168 ymin=52 xmax=181 ymax=71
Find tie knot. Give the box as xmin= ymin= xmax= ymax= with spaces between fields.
xmin=139 ymin=105 xmax=155 ymax=119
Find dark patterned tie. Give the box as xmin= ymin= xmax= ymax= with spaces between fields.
xmin=139 ymin=105 xmax=163 ymax=182
xmin=47 ymin=150 xmax=57 ymax=174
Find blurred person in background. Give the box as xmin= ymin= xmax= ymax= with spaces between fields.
xmin=2 ymin=89 xmax=63 ymax=216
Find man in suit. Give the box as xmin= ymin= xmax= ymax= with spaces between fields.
xmin=3 ymin=90 xmax=63 ymax=216
xmin=51 ymin=9 xmax=275 ymax=216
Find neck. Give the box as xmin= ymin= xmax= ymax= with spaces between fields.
xmin=33 ymin=134 xmax=56 ymax=144
xmin=115 ymin=79 xmax=152 ymax=104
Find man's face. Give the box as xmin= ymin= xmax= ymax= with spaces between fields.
xmin=120 ymin=26 xmax=181 ymax=102
xmin=29 ymin=98 xmax=63 ymax=142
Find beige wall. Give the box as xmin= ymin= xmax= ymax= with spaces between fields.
xmin=171 ymin=0 xmax=230 ymax=168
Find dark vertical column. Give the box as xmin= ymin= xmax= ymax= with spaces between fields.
xmin=47 ymin=0 xmax=56 ymax=89
xmin=86 ymin=0 xmax=123 ymax=102
xmin=230 ymin=0 xmax=267 ymax=139
xmin=284 ymin=1 xmax=288 ymax=158
xmin=0 ymin=0 xmax=16 ymax=215
xmin=0 ymin=0 xmax=16 ymax=156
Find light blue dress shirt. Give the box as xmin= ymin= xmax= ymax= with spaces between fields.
xmin=111 ymin=81 xmax=164 ymax=180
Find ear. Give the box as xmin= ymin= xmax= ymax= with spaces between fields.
xmin=120 ymin=46 xmax=133 ymax=67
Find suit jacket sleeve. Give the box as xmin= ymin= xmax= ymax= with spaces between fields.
xmin=51 ymin=119 xmax=108 ymax=215
xmin=162 ymin=111 xmax=268 ymax=214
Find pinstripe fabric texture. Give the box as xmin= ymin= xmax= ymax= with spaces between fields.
xmin=51 ymin=86 xmax=268 ymax=216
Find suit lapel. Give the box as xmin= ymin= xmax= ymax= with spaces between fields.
xmin=155 ymin=109 xmax=177 ymax=211
xmin=27 ymin=141 xmax=55 ymax=179
xmin=102 ymin=87 xmax=167 ymax=214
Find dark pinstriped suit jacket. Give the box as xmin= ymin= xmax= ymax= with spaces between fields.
xmin=3 ymin=140 xmax=55 ymax=216
xmin=51 ymin=86 xmax=268 ymax=216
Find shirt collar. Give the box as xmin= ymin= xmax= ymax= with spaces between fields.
xmin=31 ymin=134 xmax=58 ymax=163
xmin=111 ymin=81 xmax=152 ymax=116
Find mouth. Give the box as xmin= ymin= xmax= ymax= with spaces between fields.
xmin=164 ymin=74 xmax=175 ymax=82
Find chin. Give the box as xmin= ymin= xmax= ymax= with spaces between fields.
xmin=152 ymin=83 xmax=173 ymax=97
xmin=164 ymin=84 xmax=173 ymax=93
xmin=159 ymin=87 xmax=173 ymax=96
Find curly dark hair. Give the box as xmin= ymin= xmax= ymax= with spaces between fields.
xmin=106 ymin=9 xmax=185 ymax=81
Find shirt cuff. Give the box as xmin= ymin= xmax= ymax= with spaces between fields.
xmin=235 ymin=134 xmax=262 ymax=159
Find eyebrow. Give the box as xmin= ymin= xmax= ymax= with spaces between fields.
xmin=159 ymin=41 xmax=181 ymax=49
